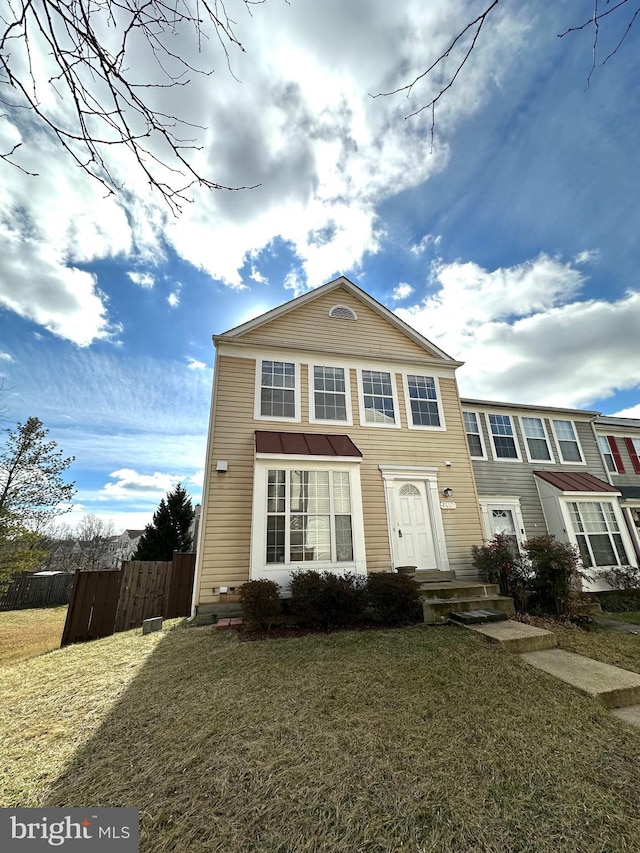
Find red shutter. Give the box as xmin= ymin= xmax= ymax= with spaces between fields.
xmin=607 ymin=436 xmax=625 ymax=473
xmin=624 ymin=437 xmax=640 ymax=474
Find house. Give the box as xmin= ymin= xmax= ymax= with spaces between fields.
xmin=461 ymin=398 xmax=638 ymax=589
xmin=594 ymin=416 xmax=640 ymax=561
xmin=192 ymin=276 xmax=485 ymax=622
xmin=105 ymin=529 xmax=144 ymax=568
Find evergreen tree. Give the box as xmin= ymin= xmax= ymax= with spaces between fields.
xmin=132 ymin=484 xmax=194 ymax=561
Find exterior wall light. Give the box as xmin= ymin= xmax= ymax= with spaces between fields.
xmin=442 ymin=487 xmax=454 ymax=497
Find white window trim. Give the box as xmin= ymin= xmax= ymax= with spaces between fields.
xmin=485 ymin=412 xmax=523 ymax=463
xmin=559 ymin=497 xmax=637 ymax=568
xmin=379 ymin=464 xmax=450 ymax=572
xmin=550 ymin=419 xmax=586 ymax=465
xmin=478 ymin=496 xmax=526 ymax=549
xmin=463 ymin=410 xmax=487 ymax=460
xmin=308 ymin=363 xmax=353 ymax=426
xmin=250 ymin=459 xmax=366 ymax=590
xmin=401 ymin=373 xmax=446 ymax=431
xmin=356 ymin=368 xmax=401 ymax=429
xmin=518 ymin=416 xmax=556 ymax=464
xmin=254 ymin=358 xmax=302 ymax=423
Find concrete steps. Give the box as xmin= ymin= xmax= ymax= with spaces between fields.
xmin=520 ymin=649 xmax=640 ymax=709
xmin=464 ymin=620 xmax=557 ymax=653
xmin=414 ymin=572 xmax=515 ymax=625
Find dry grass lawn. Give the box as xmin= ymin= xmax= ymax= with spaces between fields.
xmin=604 ymin=610 xmax=640 ymax=625
xmin=2 ymin=621 xmax=640 ymax=853
xmin=0 ymin=606 xmax=68 ymax=667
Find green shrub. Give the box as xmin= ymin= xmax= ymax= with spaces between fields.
xmin=597 ymin=564 xmax=640 ymax=591
xmin=239 ymin=579 xmax=282 ymax=630
xmin=596 ymin=588 xmax=640 ymax=612
xmin=366 ymin=572 xmax=422 ymax=624
xmin=288 ymin=570 xmax=366 ymax=629
xmin=524 ymin=535 xmax=585 ymax=616
xmin=471 ymin=534 xmax=531 ymax=612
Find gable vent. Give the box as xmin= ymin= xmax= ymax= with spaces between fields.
xmin=329 ymin=304 xmax=357 ymax=320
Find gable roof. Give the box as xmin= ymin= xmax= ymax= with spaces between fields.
xmin=215 ymin=276 xmax=459 ymax=364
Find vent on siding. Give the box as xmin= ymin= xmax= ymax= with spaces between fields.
xmin=329 ymin=304 xmax=357 ymax=320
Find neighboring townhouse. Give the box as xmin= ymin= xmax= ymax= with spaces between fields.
xmin=105 ymin=529 xmax=144 ymax=568
xmin=461 ymin=399 xmax=638 ymax=589
xmin=192 ymin=277 xmax=485 ymax=621
xmin=594 ymin=416 xmax=640 ymax=561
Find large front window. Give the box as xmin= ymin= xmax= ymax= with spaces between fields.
xmin=567 ymin=501 xmax=628 ymax=567
xmin=266 ymin=470 xmax=353 ymax=563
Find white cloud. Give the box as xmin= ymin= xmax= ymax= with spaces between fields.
xmin=391 ymin=283 xmax=414 ymax=302
xmin=610 ymin=406 xmax=640 ymax=419
xmin=249 ymin=266 xmax=268 ymax=285
xmin=0 ymin=221 xmax=113 ymax=347
xmin=186 ymin=357 xmax=207 ymax=370
xmin=127 ymin=271 xmax=155 ymax=289
xmin=397 ymin=254 xmax=640 ymax=408
xmin=0 ymin=352 xmax=14 ymax=362
xmin=411 ymin=234 xmax=442 ymax=256
xmin=0 ymin=0 xmax=531 ymax=317
xmin=102 ymin=468 xmax=181 ymax=500
xmin=168 ymin=281 xmax=182 ymax=307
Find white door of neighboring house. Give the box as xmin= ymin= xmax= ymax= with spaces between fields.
xmin=393 ymin=481 xmax=438 ymax=569
xmin=480 ymin=498 xmax=526 ymax=555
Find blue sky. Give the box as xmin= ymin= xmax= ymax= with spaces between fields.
xmin=1 ymin=1 xmax=639 ymax=531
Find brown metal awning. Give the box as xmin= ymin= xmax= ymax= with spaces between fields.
xmin=534 ymin=470 xmax=619 ymax=493
xmin=255 ymin=430 xmax=362 ymax=458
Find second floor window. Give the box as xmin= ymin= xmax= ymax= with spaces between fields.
xmin=260 ymin=360 xmax=295 ymax=418
xmin=463 ymin=411 xmax=485 ymax=458
xmin=313 ymin=366 xmax=347 ymax=421
xmin=521 ymin=417 xmax=552 ymax=461
xmin=362 ymin=370 xmax=396 ymax=425
xmin=488 ymin=414 xmax=519 ymax=459
xmin=598 ymin=435 xmax=618 ymax=473
xmin=552 ymin=419 xmax=583 ymax=463
xmin=406 ymin=375 xmax=441 ymax=427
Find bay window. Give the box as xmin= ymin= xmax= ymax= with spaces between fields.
xmin=266 ymin=469 xmax=353 ymax=564
xmin=567 ymin=501 xmax=629 ymax=567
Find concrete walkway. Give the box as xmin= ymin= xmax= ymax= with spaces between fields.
xmin=460 ymin=617 xmax=640 ymax=727
xmin=593 ymin=615 xmax=640 ymax=634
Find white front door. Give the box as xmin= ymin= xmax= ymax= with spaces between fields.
xmin=480 ymin=499 xmax=525 ymax=555
xmin=393 ymin=481 xmax=437 ymax=569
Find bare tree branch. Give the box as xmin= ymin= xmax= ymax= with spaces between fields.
xmin=371 ymin=1 xmax=499 ymax=152
xmin=0 ymin=0 xmax=263 ymax=213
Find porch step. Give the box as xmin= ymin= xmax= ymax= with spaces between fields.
xmin=422 ymin=594 xmax=515 ymax=624
xmin=419 ymin=581 xmax=500 ymax=600
xmin=412 ymin=570 xmax=457 ymax=583
xmin=464 ymin=620 xmax=557 ymax=653
xmin=449 ymin=609 xmax=509 ymax=625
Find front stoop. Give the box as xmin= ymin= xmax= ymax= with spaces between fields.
xmin=520 ymin=649 xmax=640 ymax=709
xmin=462 ymin=620 xmax=557 ymax=653
xmin=422 ymin=584 xmax=515 ymax=624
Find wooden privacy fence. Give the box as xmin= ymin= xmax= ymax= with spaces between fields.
xmin=0 ymin=572 xmax=75 ymax=611
xmin=61 ymin=552 xmax=196 ymax=646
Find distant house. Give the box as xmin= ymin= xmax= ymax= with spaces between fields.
xmin=192 ymin=276 xmax=485 ymax=623
xmin=105 ymin=530 xmax=145 ymax=568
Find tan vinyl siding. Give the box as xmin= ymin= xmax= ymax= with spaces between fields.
xmin=235 ymin=286 xmax=436 ymax=361
xmin=197 ymin=355 xmax=484 ymax=604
